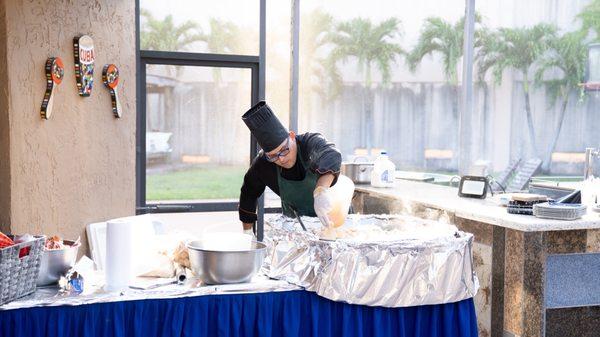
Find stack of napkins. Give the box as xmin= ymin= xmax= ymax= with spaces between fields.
xmin=533 ymin=202 xmax=587 ymax=220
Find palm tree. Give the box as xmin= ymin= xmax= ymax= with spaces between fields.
xmin=140 ymin=9 xmax=204 ymax=76
xmin=140 ymin=10 xmax=204 ymax=52
xmin=205 ymin=18 xmax=244 ymax=83
xmin=408 ymin=15 xmax=483 ymax=85
xmin=204 ymin=18 xmax=242 ymax=54
xmin=407 ymin=15 xmax=482 ymax=119
xmin=535 ymin=31 xmax=588 ymax=171
xmin=476 ymin=24 xmax=557 ymax=156
xmin=577 ymin=0 xmax=600 ymax=41
xmin=300 ymin=9 xmax=341 ymax=103
xmin=328 ymin=17 xmax=404 ymax=153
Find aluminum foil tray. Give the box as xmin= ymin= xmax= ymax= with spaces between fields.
xmin=263 ymin=214 xmax=479 ymax=308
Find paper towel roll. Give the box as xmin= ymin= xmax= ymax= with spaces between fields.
xmin=105 ymin=219 xmax=134 ymax=291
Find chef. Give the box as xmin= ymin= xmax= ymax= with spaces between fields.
xmin=239 ymin=101 xmax=342 ymax=235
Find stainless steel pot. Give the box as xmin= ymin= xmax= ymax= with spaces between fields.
xmin=187 ymin=240 xmax=267 ymax=284
xmin=36 ymin=240 xmax=80 ymax=286
xmin=341 ymin=157 xmax=374 ymax=184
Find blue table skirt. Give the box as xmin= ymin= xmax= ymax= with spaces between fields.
xmin=0 ymin=290 xmax=478 ymax=337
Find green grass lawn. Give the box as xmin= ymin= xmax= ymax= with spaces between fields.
xmin=146 ymin=166 xmax=247 ymax=201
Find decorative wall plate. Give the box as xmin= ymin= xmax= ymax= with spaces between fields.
xmin=40 ymin=57 xmax=64 ymax=120
xmin=73 ymin=35 xmax=95 ymax=96
xmin=102 ymin=64 xmax=122 ymax=118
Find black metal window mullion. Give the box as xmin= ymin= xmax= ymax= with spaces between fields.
xmin=135 ymin=0 xmax=144 ymax=210
xmin=140 ymin=50 xmax=260 ymax=68
xmin=255 ymin=0 xmax=267 ymax=241
xmin=136 ymin=61 xmax=146 ymax=210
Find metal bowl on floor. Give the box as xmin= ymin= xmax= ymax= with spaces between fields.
xmin=187 ymin=235 xmax=267 ymax=285
xmin=36 ymin=240 xmax=80 ymax=286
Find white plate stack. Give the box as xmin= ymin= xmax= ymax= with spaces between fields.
xmin=533 ymin=202 xmax=587 ymax=220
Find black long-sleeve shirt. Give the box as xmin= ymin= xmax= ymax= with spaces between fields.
xmin=238 ymin=133 xmax=342 ymax=223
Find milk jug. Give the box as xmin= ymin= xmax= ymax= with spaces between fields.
xmin=371 ymin=151 xmax=396 ymax=187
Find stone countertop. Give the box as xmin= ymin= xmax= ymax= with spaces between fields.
xmin=355 ymin=180 xmax=600 ymax=232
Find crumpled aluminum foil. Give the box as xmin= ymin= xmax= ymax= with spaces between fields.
xmin=263 ymin=214 xmax=479 ymax=308
xmin=0 ymin=275 xmax=299 ymax=311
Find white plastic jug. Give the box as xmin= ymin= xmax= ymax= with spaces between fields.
xmin=327 ymin=175 xmax=355 ymax=227
xmin=371 ymin=151 xmax=396 ymax=188
xmin=582 ymin=177 xmax=600 ymax=207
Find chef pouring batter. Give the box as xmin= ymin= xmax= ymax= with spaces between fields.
xmin=239 ymin=101 xmax=351 ymax=236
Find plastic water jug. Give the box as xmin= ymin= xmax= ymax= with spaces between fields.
xmin=371 ymin=151 xmax=396 ymax=188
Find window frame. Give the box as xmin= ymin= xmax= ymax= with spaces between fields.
xmin=135 ymin=0 xmax=268 ymax=240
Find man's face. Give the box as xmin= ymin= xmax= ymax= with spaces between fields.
xmin=265 ymin=132 xmax=297 ymax=169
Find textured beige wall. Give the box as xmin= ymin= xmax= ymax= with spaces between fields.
xmin=0 ymin=1 xmax=11 ymax=233
xmin=0 ymin=0 xmax=136 ymax=252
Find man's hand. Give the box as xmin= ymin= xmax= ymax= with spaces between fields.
xmin=314 ymin=186 xmax=334 ymax=227
xmin=242 ymin=222 xmax=256 ymax=239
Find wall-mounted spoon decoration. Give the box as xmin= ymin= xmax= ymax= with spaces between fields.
xmin=40 ymin=57 xmax=64 ymax=120
xmin=102 ymin=64 xmax=121 ymax=118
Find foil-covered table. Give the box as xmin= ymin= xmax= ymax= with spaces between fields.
xmin=264 ymin=214 xmax=479 ymax=308
xmin=0 ymin=274 xmax=299 ymax=311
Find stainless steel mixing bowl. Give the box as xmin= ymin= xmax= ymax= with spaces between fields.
xmin=187 ymin=240 xmax=267 ymax=284
xmin=36 ymin=240 xmax=80 ymax=286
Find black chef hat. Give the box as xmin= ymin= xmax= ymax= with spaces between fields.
xmin=242 ymin=101 xmax=289 ymax=152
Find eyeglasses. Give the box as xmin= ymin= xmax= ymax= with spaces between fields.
xmin=264 ymin=138 xmax=290 ymax=162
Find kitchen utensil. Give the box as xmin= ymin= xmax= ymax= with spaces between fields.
xmin=341 ymin=157 xmax=374 ymax=184
xmin=36 ymin=239 xmax=80 ymax=286
xmin=187 ymin=239 xmax=266 ymax=285
xmin=290 ymin=207 xmax=307 ymax=231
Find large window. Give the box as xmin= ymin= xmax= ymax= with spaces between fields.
xmin=472 ymin=0 xmax=600 ymax=177
xmin=288 ymin=0 xmax=598 ymax=179
xmin=296 ymin=0 xmax=467 ymax=173
xmin=145 ymin=65 xmax=252 ymax=202
xmin=137 ymin=1 xmax=600 ymax=235
xmin=139 ymin=0 xmax=259 ymax=55
xmin=136 ymin=0 xmax=266 ymax=239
